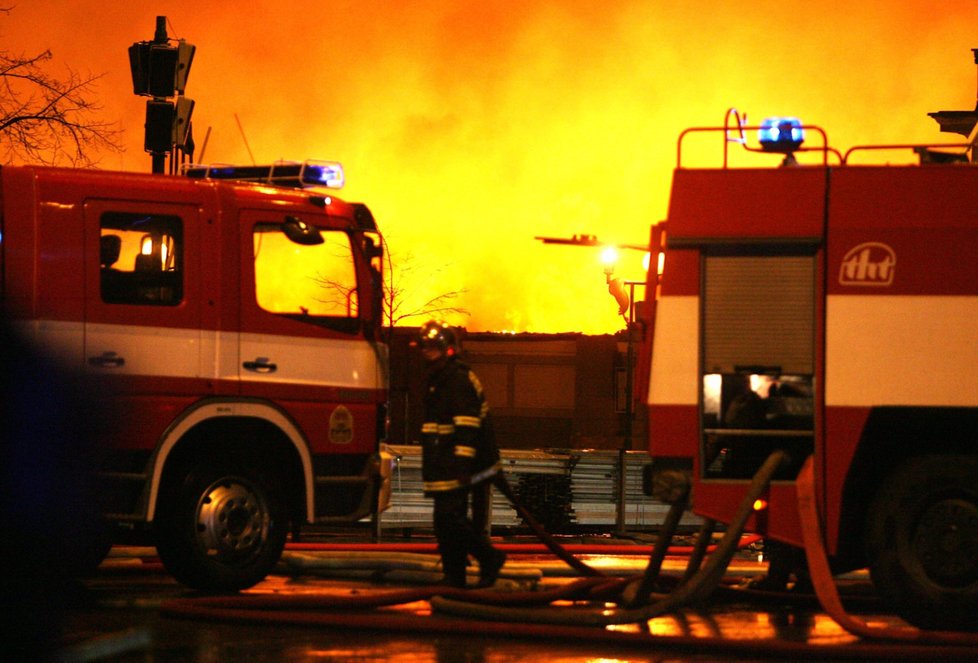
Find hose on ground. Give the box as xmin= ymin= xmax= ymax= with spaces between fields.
xmin=285 ymin=537 xmax=760 ymax=558
xmin=796 ymin=455 xmax=978 ymax=647
xmin=431 ymin=450 xmax=789 ymax=625
xmin=153 ymin=449 xmax=978 ymax=659
xmin=623 ymin=481 xmax=689 ymax=608
xmin=682 ymin=516 xmax=716 ymax=583
xmin=490 ymin=472 xmax=604 ymax=577
xmin=279 ymin=549 xmax=543 ymax=587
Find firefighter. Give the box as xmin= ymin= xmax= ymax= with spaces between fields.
xmin=416 ymin=320 xmax=506 ymax=588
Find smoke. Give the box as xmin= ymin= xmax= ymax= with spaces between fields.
xmin=6 ymin=1 xmax=978 ymax=332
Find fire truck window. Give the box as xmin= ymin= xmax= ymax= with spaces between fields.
xmin=99 ymin=213 xmax=183 ymax=306
xmin=700 ymin=253 xmax=815 ymax=480
xmin=702 ymin=372 xmax=814 ymax=480
xmin=253 ymin=223 xmax=359 ymax=331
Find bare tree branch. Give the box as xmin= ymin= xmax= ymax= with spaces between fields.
xmin=314 ymin=246 xmax=469 ymax=328
xmin=382 ymin=249 xmax=469 ymax=327
xmin=0 ymin=15 xmax=122 ymax=167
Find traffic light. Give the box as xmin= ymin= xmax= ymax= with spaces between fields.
xmin=174 ymin=41 xmax=195 ymax=95
xmin=129 ymin=43 xmax=175 ymax=97
xmin=127 ymin=42 xmax=150 ymax=95
xmin=148 ymin=44 xmax=178 ymax=97
xmin=172 ymin=97 xmax=195 ymax=148
xmin=128 ymin=39 xmax=195 ymax=98
xmin=144 ymin=100 xmax=175 ymax=153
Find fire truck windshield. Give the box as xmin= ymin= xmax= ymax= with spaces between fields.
xmin=253 ymin=222 xmax=360 ymax=331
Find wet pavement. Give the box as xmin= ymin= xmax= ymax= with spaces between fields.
xmin=47 ymin=541 xmax=978 ymax=662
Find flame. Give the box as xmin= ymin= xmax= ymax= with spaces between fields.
xmin=7 ymin=2 xmax=978 ymax=332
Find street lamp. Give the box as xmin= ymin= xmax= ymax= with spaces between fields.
xmin=600 ymin=245 xmax=620 ymax=270
xmin=600 ymin=246 xmax=634 ymax=318
xmin=535 ymin=234 xmax=648 ymax=319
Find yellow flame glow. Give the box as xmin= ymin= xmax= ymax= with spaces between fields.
xmin=9 ymin=2 xmax=978 ymax=332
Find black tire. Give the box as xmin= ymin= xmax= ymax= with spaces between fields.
xmin=155 ymin=461 xmax=288 ymax=591
xmin=865 ymin=455 xmax=978 ymax=631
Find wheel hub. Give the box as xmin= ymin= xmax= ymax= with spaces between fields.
xmin=913 ymin=497 xmax=978 ymax=588
xmin=195 ymin=478 xmax=269 ymax=562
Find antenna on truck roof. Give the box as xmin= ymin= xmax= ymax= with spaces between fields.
xmin=234 ymin=113 xmax=257 ymax=165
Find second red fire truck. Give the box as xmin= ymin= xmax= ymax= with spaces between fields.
xmin=638 ymin=103 xmax=978 ymax=631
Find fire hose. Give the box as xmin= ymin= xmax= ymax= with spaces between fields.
xmin=796 ymin=455 xmax=978 ymax=647
xmin=151 ymin=452 xmax=978 ymax=658
xmin=429 ymin=450 xmax=784 ymax=625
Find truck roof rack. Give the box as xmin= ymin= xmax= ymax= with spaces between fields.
xmin=182 ymin=160 xmax=344 ymax=189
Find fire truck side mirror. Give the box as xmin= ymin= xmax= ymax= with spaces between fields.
xmin=363 ymin=235 xmax=383 ymax=260
xmin=282 ymin=216 xmax=324 ymax=245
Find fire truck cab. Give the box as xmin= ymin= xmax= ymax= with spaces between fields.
xmin=0 ymin=160 xmax=392 ymax=591
xmin=640 ymin=112 xmax=978 ymax=631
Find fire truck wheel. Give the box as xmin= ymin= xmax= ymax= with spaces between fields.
xmin=865 ymin=454 xmax=978 ymax=632
xmin=155 ymin=462 xmax=288 ymax=592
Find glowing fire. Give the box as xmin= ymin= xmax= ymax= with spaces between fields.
xmin=7 ymin=2 xmax=978 ymax=332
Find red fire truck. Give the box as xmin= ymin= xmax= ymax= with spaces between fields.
xmin=638 ymin=109 xmax=978 ymax=630
xmin=0 ymin=160 xmax=392 ymax=591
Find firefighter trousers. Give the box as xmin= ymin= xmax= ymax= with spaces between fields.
xmin=432 ymin=484 xmax=501 ymax=587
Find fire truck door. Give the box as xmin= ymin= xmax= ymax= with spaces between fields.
xmin=699 ymin=251 xmax=817 ymax=481
xmin=238 ymin=210 xmax=378 ymax=403
xmin=83 ymin=201 xmax=204 ymax=408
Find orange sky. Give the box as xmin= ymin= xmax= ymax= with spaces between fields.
xmin=5 ymin=1 xmax=978 ymax=333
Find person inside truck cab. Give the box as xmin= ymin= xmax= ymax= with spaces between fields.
xmin=100 ymin=234 xmax=122 ymax=271
xmin=99 ymin=234 xmax=127 ymax=303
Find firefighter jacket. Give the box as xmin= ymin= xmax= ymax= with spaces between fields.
xmin=421 ymin=359 xmax=500 ymax=495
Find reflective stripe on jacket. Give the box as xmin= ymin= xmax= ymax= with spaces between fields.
xmin=421 ymin=359 xmax=500 ymax=495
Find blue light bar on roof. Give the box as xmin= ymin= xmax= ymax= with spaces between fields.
xmin=183 ymin=160 xmax=345 ymax=189
xmin=758 ymin=117 xmax=804 ymax=153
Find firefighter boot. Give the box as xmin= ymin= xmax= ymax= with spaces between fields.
xmin=474 ymin=549 xmax=507 ymax=589
xmin=441 ymin=566 xmax=468 ymax=588
xmin=438 ymin=544 xmax=469 ymax=588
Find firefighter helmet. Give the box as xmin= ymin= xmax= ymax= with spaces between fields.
xmin=417 ymin=320 xmax=459 ymax=358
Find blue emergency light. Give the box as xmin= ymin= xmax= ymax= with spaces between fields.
xmin=183 ymin=160 xmax=345 ymax=189
xmin=758 ymin=117 xmax=804 ymax=153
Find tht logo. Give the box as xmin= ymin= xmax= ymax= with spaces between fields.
xmin=839 ymin=242 xmax=896 ymax=286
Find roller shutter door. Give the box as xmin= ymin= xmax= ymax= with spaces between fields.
xmin=703 ymin=255 xmax=814 ymax=375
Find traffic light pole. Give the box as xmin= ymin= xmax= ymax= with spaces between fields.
xmin=128 ymin=16 xmax=196 ymax=174
xmin=150 ymin=17 xmax=169 ymax=174
xmin=151 ymin=139 xmax=167 ymax=175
